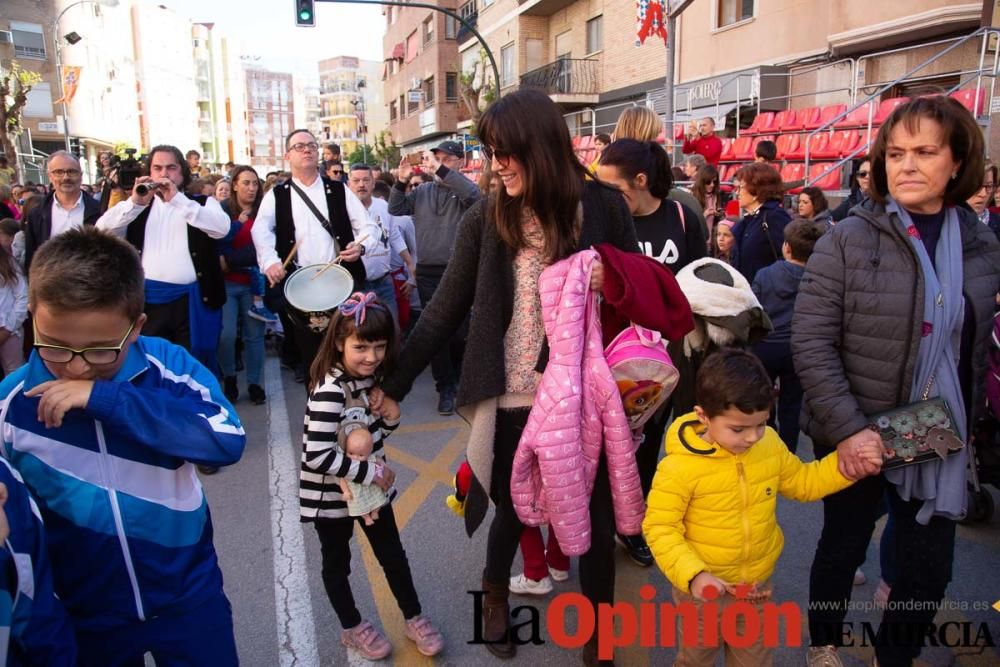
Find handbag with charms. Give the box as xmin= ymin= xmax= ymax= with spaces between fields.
xmin=867 ymin=397 xmax=964 ymax=470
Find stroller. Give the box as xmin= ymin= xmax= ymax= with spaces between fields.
xmin=964 ymin=313 xmax=1000 ymax=523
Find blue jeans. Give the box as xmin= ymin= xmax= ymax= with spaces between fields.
xmin=364 ymin=274 xmax=398 ymax=324
xmin=218 ymin=282 xmax=264 ymax=385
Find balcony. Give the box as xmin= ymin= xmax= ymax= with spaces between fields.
xmin=519 ymin=59 xmax=600 ymax=105
xmin=517 ymin=0 xmax=577 ymax=17
xmin=457 ymin=3 xmax=477 ymax=42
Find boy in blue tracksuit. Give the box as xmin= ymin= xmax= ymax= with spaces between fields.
xmin=0 ymin=228 xmax=246 ymax=666
xmin=0 ymin=458 xmax=76 ymax=665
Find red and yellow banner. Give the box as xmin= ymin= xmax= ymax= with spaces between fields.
xmin=54 ymin=66 xmax=82 ymax=105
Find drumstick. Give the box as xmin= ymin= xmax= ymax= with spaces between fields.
xmin=310 ymin=234 xmax=370 ymax=281
xmin=281 ymin=240 xmax=300 ymax=271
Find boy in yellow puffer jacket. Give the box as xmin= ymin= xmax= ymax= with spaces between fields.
xmin=643 ymin=349 xmax=882 ymax=666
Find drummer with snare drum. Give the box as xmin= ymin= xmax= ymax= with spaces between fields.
xmin=251 ymin=129 xmax=379 ymax=380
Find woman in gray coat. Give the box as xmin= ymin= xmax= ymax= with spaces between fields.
xmin=793 ymin=96 xmax=1000 ymax=667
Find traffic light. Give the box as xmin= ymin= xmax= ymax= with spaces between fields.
xmin=295 ymin=0 xmax=315 ymax=27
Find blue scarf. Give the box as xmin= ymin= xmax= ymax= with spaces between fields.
xmin=144 ymin=279 xmax=222 ymax=375
xmin=884 ymin=198 xmax=967 ymax=524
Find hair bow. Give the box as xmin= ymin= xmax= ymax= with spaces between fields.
xmin=338 ymin=292 xmax=379 ymax=326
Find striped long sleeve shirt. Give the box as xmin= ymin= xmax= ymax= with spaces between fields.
xmin=300 ymin=369 xmax=399 ymax=521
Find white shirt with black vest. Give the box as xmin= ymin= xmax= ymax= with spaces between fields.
xmin=251 ymin=175 xmax=378 ymax=272
xmin=96 ymin=193 xmax=230 ymax=284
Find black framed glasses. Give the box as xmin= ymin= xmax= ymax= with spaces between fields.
xmin=33 ymin=321 xmax=136 ymax=365
xmin=289 ymin=142 xmax=319 ymax=153
xmin=856 ymin=170 xmax=870 ymax=178
xmin=481 ymin=144 xmax=511 ymax=164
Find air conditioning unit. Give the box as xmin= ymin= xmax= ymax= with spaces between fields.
xmin=0 ymin=31 xmax=13 ymax=45
xmin=410 ymin=77 xmax=423 ymax=90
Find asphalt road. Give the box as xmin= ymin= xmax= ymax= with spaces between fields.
xmin=202 ymin=354 xmax=1000 ymax=667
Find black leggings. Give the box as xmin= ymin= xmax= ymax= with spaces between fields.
xmin=807 ymin=459 xmax=956 ymax=667
xmin=313 ymin=504 xmax=422 ymax=629
xmin=484 ymin=409 xmax=617 ymax=610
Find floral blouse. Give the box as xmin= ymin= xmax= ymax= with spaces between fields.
xmin=504 ymin=209 xmax=549 ymax=394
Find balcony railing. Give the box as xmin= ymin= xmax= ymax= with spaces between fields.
xmin=520 ymin=59 xmax=599 ymax=96
xmin=457 ymin=3 xmax=477 ymax=42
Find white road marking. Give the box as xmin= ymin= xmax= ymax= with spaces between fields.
xmin=266 ymin=358 xmax=319 ymax=667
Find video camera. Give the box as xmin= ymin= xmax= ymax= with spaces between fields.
xmin=117 ymin=148 xmax=146 ymax=192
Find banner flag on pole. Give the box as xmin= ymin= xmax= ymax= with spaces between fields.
xmin=54 ymin=66 xmax=82 ymax=105
xmin=636 ymin=0 xmax=667 ymax=46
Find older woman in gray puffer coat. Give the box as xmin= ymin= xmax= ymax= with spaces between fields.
xmin=792 ymin=96 xmax=1000 ymax=667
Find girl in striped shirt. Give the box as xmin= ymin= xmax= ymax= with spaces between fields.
xmin=300 ymin=292 xmax=444 ymax=660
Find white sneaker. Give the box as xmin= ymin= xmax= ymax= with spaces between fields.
xmin=806 ymin=646 xmax=844 ymax=667
xmin=548 ymin=566 xmax=569 ymax=582
xmin=853 ymin=568 xmax=867 ymax=585
xmin=509 ymin=573 xmax=553 ymax=596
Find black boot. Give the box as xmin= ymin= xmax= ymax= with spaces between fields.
xmin=616 ymin=533 xmax=653 ymax=567
xmin=582 ymin=635 xmax=616 ymax=666
xmin=481 ymin=573 xmax=516 ymax=659
xmin=223 ymin=376 xmax=238 ymax=403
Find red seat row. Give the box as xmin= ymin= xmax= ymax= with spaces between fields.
xmin=718 ymin=162 xmax=845 ymax=194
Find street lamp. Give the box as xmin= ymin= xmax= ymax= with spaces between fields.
xmin=52 ymin=0 xmax=120 ymax=152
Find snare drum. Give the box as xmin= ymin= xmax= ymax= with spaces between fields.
xmin=283 ymin=263 xmax=355 ymax=333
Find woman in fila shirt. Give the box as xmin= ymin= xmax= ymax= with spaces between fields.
xmin=596 ymin=139 xmax=706 ymax=274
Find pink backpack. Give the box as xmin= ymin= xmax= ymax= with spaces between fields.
xmin=604 ymin=324 xmax=679 ymax=431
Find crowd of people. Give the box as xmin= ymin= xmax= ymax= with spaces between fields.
xmin=0 ymin=89 xmax=995 ymax=667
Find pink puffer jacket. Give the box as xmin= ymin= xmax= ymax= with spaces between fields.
xmin=509 ymin=250 xmax=645 ymax=556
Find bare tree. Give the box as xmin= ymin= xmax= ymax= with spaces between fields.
xmin=0 ymin=61 xmax=43 ymax=168
xmin=459 ymin=49 xmax=497 ymax=134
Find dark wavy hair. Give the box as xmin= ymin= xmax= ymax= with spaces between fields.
xmin=227 ymin=165 xmax=263 ymax=220
xmin=734 ymin=162 xmax=784 ymax=202
xmin=477 ymin=89 xmax=589 ymax=262
xmin=599 ymin=139 xmax=674 ymax=199
xmin=798 ymin=186 xmax=829 ymax=215
xmin=869 ymin=95 xmax=984 ymax=207
xmin=148 ymin=145 xmax=192 ymax=190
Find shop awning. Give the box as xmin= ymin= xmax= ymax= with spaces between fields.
xmin=391 ymin=42 xmax=404 ymax=60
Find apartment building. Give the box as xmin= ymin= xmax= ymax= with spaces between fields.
xmin=244 ymin=66 xmax=295 ymax=172
xmin=131 ymin=3 xmax=200 ymax=153
xmin=2 ymin=0 xmax=67 ymax=181
xmin=459 ymin=0 xmax=990 ymax=141
xmin=382 ymin=0 xmax=464 ymax=151
xmin=193 ymin=23 xmax=250 ymax=168
xmin=294 ymin=79 xmax=323 ymax=142
xmin=50 ymin=0 xmax=141 ymax=182
xmin=317 ymin=55 xmax=388 ymax=156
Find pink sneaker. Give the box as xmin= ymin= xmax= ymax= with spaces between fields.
xmin=341 ymin=620 xmax=392 ymax=660
xmin=405 ymin=615 xmax=444 ymax=657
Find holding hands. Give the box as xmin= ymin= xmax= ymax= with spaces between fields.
xmin=836 ymin=429 xmax=884 ymax=480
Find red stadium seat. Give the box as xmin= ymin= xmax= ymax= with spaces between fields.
xmin=873 ymin=97 xmax=909 ymax=125
xmin=789 ymin=106 xmax=821 ymax=131
xmin=775 ymin=134 xmax=800 ymax=160
xmin=809 ymin=104 xmax=847 ymax=129
xmin=949 ymin=88 xmax=987 ymax=116
xmin=745 ymin=112 xmax=775 ymax=135
xmin=780 ymin=163 xmax=805 ymax=188
xmin=719 ymin=137 xmax=735 ymax=161
xmin=815 ymin=130 xmax=856 ymax=159
xmin=775 ymin=110 xmax=799 ymax=132
xmin=732 ymin=136 xmax=755 ymax=161
xmin=807 ymin=162 xmax=843 ymax=191
xmin=834 ymin=100 xmax=877 ymax=128
xmin=787 ymin=133 xmax=827 ymax=161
